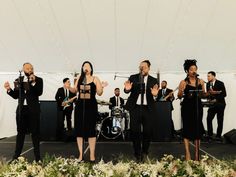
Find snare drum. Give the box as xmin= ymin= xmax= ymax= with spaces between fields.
xmin=111 ymin=106 xmax=123 ymax=117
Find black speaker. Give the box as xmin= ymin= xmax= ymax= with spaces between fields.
xmin=40 ymin=101 xmax=58 ymax=141
xmin=224 ymin=129 xmax=236 ymax=144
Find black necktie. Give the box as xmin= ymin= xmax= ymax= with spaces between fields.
xmin=65 ymin=89 xmax=68 ymax=97
xmin=139 ymin=74 xmax=145 ymax=105
xmin=162 ymin=89 xmax=165 ymax=96
xmin=141 ymin=83 xmax=145 ymax=105
xmin=116 ymin=97 xmax=118 ymax=106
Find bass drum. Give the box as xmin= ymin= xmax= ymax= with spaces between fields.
xmin=99 ymin=116 xmax=125 ymax=139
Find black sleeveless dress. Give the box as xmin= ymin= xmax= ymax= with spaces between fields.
xmin=181 ymin=84 xmax=204 ymax=140
xmin=74 ymin=81 xmax=98 ymax=138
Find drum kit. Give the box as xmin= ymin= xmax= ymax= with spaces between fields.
xmin=96 ymin=100 xmax=130 ymax=140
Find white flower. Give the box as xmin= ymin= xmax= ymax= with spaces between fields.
xmin=0 ymin=154 xmax=235 ymax=177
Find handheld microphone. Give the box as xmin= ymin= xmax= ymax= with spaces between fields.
xmin=139 ymin=66 xmax=144 ymax=73
xmin=83 ymin=67 xmax=88 ymax=74
xmin=193 ymin=72 xmax=199 ymax=77
xmin=82 ymin=76 xmax=87 ymax=85
xmin=210 ymin=82 xmax=213 ymax=89
xmin=28 ymin=73 xmax=34 ymax=83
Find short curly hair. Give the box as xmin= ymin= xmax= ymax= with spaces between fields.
xmin=183 ymin=59 xmax=197 ymax=73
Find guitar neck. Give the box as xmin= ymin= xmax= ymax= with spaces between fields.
xmin=164 ymin=87 xmax=178 ymax=100
xmin=68 ymin=96 xmax=77 ymax=102
xmin=164 ymin=92 xmax=173 ymax=100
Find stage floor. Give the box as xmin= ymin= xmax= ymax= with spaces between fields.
xmin=0 ymin=135 xmax=235 ymax=162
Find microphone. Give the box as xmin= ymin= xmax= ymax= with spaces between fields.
xmin=193 ymin=72 xmax=199 ymax=77
xmin=139 ymin=66 xmax=144 ymax=73
xmin=82 ymin=76 xmax=86 ymax=85
xmin=210 ymin=82 xmax=213 ymax=89
xmin=83 ymin=67 xmax=88 ymax=74
xmin=28 ymin=73 xmax=34 ymax=83
xmin=18 ymin=70 xmax=23 ymax=78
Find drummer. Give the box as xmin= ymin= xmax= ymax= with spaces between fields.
xmin=109 ymin=88 xmax=125 ymax=110
xmin=109 ymin=88 xmax=125 ymax=133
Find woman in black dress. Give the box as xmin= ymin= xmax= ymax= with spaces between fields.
xmin=70 ymin=61 xmax=106 ymax=162
xmin=177 ymin=59 xmax=206 ymax=161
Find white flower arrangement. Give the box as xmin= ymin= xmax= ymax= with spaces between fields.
xmin=0 ymin=155 xmax=235 ymax=177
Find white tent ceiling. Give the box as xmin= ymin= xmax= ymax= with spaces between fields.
xmin=0 ymin=0 xmax=236 ymax=73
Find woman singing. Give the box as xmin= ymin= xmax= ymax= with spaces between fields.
xmin=70 ymin=61 xmax=106 ymax=163
xmin=177 ymin=59 xmax=206 ymax=161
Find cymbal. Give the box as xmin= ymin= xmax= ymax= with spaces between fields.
xmin=97 ymin=100 xmax=112 ymax=105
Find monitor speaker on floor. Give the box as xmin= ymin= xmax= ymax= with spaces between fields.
xmin=224 ymin=129 xmax=236 ymax=144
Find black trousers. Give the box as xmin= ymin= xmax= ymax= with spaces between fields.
xmin=57 ymin=108 xmax=73 ymax=139
xmin=129 ymin=105 xmax=153 ymax=157
xmin=207 ymin=104 xmax=226 ymax=137
xmin=63 ymin=108 xmax=73 ymax=130
xmin=14 ymin=106 xmax=40 ymax=161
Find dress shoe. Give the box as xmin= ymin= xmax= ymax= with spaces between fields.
xmin=215 ymin=136 xmax=223 ymax=142
xmin=207 ymin=136 xmax=213 ymax=143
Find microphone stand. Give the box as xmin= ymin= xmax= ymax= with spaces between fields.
xmin=139 ymin=71 xmax=144 ymax=150
xmin=139 ymin=72 xmax=144 ymax=105
xmin=195 ymin=75 xmax=200 ymax=161
xmin=114 ymin=74 xmax=129 ymax=80
xmin=18 ymin=70 xmax=23 ymax=120
xmin=82 ymin=75 xmax=86 ymax=158
xmin=189 ymin=74 xmax=201 ymax=161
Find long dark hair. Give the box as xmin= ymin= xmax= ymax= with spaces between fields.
xmin=78 ymin=61 xmax=94 ymax=85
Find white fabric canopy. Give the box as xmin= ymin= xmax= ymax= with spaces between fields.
xmin=0 ymin=0 xmax=236 ymax=72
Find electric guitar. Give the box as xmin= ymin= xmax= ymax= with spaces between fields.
xmin=159 ymin=87 xmax=178 ymax=101
xmin=62 ymin=96 xmax=77 ymax=110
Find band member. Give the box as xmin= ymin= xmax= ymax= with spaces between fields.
xmin=55 ymin=78 xmax=76 ymax=137
xmin=177 ymin=59 xmax=205 ymax=161
xmin=124 ymin=60 xmax=159 ymax=162
xmin=157 ymin=80 xmax=174 ymax=105
xmin=109 ymin=88 xmax=125 ymax=110
xmin=4 ymin=63 xmax=43 ymax=162
xmin=157 ymin=80 xmax=175 ymax=137
xmin=206 ymin=71 xmax=227 ymax=141
xmin=69 ymin=61 xmax=107 ymax=163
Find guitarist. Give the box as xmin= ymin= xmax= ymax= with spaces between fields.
xmin=156 ymin=80 xmax=176 ymax=137
xmin=157 ymin=80 xmax=175 ymax=104
xmin=55 ymin=78 xmax=76 ymax=137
